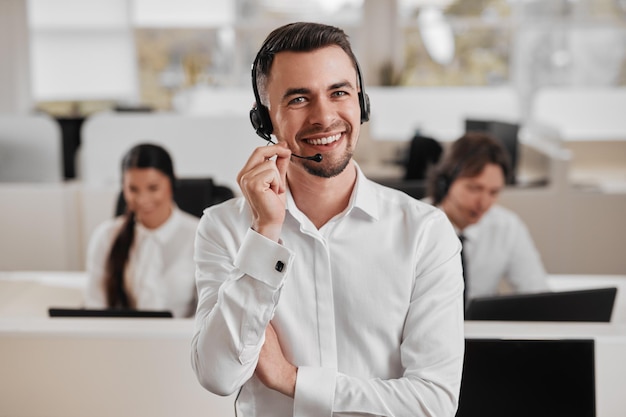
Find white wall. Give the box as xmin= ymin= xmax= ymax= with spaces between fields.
xmin=0 ymin=0 xmax=32 ymax=113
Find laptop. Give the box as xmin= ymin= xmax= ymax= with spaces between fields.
xmin=465 ymin=287 xmax=617 ymax=322
xmin=48 ymin=307 xmax=173 ymax=318
xmin=456 ymin=338 xmax=596 ymax=417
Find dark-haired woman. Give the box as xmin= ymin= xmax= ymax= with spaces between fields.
xmin=85 ymin=143 xmax=199 ymax=317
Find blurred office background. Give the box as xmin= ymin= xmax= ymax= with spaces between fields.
xmin=1 ymin=0 xmax=625 ymax=271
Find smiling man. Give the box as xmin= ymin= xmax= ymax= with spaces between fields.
xmin=191 ymin=22 xmax=464 ymax=417
xmin=427 ymin=132 xmax=549 ymax=304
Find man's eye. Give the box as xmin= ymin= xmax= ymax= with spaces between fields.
xmin=289 ymin=96 xmax=306 ymax=105
xmin=332 ymin=91 xmax=347 ymax=97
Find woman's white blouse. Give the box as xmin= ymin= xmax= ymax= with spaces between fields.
xmin=85 ymin=206 xmax=199 ymax=317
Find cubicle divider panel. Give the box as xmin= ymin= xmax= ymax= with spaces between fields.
xmin=0 ymin=113 xmax=63 ymax=182
xmin=80 ymin=112 xmax=260 ymax=193
xmin=0 ymin=183 xmax=82 ymax=270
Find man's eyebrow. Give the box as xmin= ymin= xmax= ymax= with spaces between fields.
xmin=330 ymin=81 xmax=355 ymax=91
xmin=282 ymin=88 xmax=310 ymax=101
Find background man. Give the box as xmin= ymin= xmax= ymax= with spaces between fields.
xmin=427 ymin=131 xmax=549 ymax=304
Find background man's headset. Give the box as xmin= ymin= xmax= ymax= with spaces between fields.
xmin=249 ymin=44 xmax=371 ymax=162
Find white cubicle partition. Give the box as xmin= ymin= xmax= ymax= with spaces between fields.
xmin=366 ymin=86 xmax=521 ymax=142
xmin=0 ymin=183 xmax=82 ymax=271
xmin=0 ymin=113 xmax=63 ymax=182
xmin=0 ymin=271 xmax=235 ymax=417
xmin=530 ymin=88 xmax=626 ymax=142
xmin=0 ymin=318 xmax=237 ymax=417
xmin=172 ymin=86 xmax=255 ymax=117
xmin=80 ymin=111 xmax=261 ymax=192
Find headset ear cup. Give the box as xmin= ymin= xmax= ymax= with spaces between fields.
xmin=360 ymin=92 xmax=370 ymax=123
xmin=437 ymin=174 xmax=450 ymax=202
xmin=250 ymin=104 xmax=273 ymax=141
xmin=250 ymin=106 xmax=262 ymax=132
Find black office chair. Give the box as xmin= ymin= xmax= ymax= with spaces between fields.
xmin=403 ymin=134 xmax=443 ymax=181
xmin=114 ymin=177 xmax=235 ymax=218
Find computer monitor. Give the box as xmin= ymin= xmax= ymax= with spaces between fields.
xmin=457 ymin=338 xmax=596 ymax=417
xmin=465 ymin=119 xmax=519 ymax=185
xmin=372 ymin=178 xmax=428 ymax=200
xmin=48 ymin=307 xmax=173 ymax=318
xmin=465 ymin=287 xmax=617 ymax=322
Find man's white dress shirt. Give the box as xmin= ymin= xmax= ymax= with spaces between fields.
xmin=192 ymin=166 xmax=465 ymax=417
xmin=85 ymin=206 xmax=199 ymax=318
xmin=462 ymin=204 xmax=548 ymax=299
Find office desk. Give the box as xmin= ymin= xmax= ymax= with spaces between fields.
xmin=1 ymin=272 xmax=626 ymax=417
xmin=3 ymin=271 xmax=624 ymax=322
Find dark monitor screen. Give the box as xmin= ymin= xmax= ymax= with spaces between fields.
xmin=465 ymin=287 xmax=617 ymax=322
xmin=465 ymin=119 xmax=519 ymax=185
xmin=48 ymin=307 xmax=173 ymax=318
xmin=372 ymin=178 xmax=428 ymax=200
xmin=456 ymin=338 xmax=596 ymax=417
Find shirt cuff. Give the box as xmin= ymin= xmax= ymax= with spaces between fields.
xmin=293 ymin=366 xmax=336 ymax=417
xmin=234 ymin=228 xmax=295 ymax=289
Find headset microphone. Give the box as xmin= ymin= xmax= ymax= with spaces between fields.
xmin=292 ymin=153 xmax=323 ymax=162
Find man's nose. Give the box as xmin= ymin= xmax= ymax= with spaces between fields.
xmin=308 ymin=97 xmax=335 ymax=126
xmin=478 ymin=192 xmax=494 ymax=211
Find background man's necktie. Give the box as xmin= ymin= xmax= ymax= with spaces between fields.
xmin=459 ymin=234 xmax=468 ymax=309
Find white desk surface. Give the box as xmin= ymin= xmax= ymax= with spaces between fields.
xmin=2 ymin=271 xmax=624 ymax=321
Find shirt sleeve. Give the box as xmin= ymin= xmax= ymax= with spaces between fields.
xmin=505 ymin=213 xmax=549 ymax=293
xmin=191 ymin=212 xmax=295 ymax=396
xmin=295 ymin=211 xmax=465 ymax=417
xmin=84 ymin=221 xmax=115 ymax=309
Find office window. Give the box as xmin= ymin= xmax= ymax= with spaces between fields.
xmin=395 ymin=0 xmax=513 ymax=86
xmin=28 ymin=0 xmax=365 ymax=113
xmin=395 ymin=0 xmax=626 ymax=87
xmin=132 ymin=0 xmax=363 ymax=110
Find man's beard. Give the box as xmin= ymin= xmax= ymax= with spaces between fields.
xmin=301 ymin=147 xmax=352 ymax=178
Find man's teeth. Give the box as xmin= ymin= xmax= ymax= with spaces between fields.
xmin=306 ymin=133 xmax=341 ymax=146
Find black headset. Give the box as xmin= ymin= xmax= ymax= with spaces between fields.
xmin=433 ymin=143 xmax=485 ymax=203
xmin=249 ymin=47 xmax=370 ymax=142
xmin=434 ymin=137 xmax=511 ymax=203
xmin=434 ymin=170 xmax=454 ymax=204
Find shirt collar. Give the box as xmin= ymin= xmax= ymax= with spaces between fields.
xmin=135 ymin=205 xmax=182 ymax=244
xmin=285 ymin=161 xmax=379 ymax=223
xmin=463 ymin=218 xmax=482 ymax=241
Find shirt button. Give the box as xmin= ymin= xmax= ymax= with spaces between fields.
xmin=275 ymin=261 xmax=285 ymax=272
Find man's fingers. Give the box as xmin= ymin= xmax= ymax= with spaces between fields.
xmin=237 ymin=143 xmax=291 ymax=183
